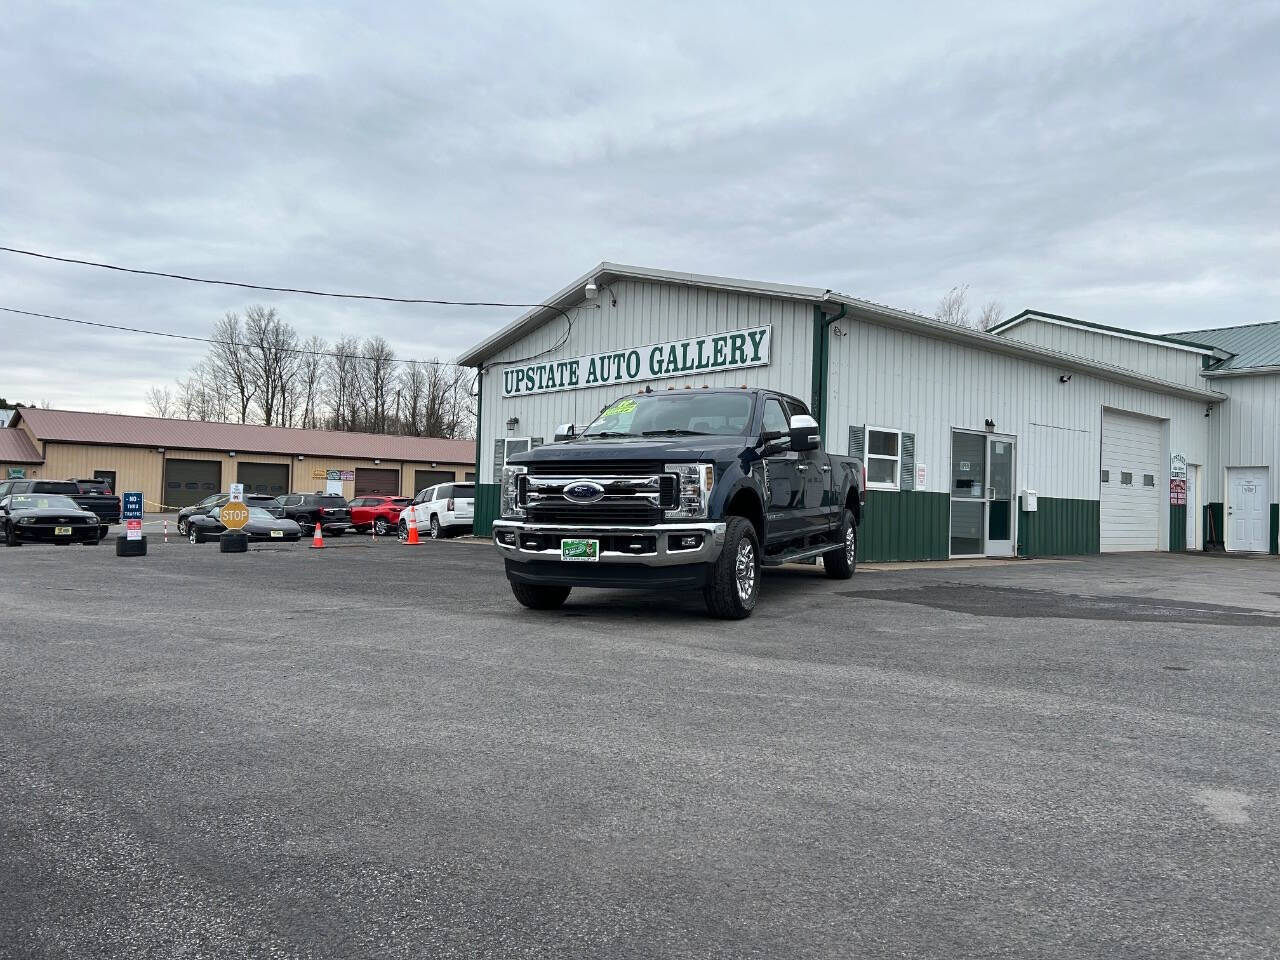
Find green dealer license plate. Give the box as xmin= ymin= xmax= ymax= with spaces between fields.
xmin=561 ymin=538 xmax=599 ymax=562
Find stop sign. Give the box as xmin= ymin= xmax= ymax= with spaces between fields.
xmin=220 ymin=502 xmax=250 ymax=530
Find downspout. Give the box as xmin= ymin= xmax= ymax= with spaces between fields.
xmin=810 ymin=300 xmax=847 ymax=443
xmin=473 ymin=369 xmax=484 ymax=482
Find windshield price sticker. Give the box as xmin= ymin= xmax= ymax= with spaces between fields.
xmin=502 ymin=326 xmax=772 ymax=397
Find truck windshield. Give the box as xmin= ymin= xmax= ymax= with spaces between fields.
xmin=580 ymin=392 xmax=754 ymax=438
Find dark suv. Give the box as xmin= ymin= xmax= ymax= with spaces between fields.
xmin=275 ymin=493 xmax=353 ymax=537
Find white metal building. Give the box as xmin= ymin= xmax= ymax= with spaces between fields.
xmin=459 ymin=264 xmax=1256 ymax=562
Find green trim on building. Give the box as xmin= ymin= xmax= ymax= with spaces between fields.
xmin=1169 ymin=505 xmax=1187 ymax=552
xmin=1205 ymin=502 xmax=1224 ymax=548
xmin=1017 ymin=496 xmax=1100 ymax=557
xmin=856 ymin=490 xmax=950 ymax=562
xmin=473 ymin=483 xmax=500 ymax=537
xmin=1271 ymin=504 xmax=1279 ymax=556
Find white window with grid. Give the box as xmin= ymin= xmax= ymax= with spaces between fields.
xmin=865 ymin=427 xmax=902 ymax=491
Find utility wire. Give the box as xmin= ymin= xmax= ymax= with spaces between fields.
xmin=0 ymin=305 xmax=450 ymax=367
xmin=0 ymin=243 xmax=576 ymax=366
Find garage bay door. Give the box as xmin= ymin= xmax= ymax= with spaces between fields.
xmin=1100 ymin=410 xmax=1162 ymax=552
xmin=238 ymin=461 xmax=289 ymax=497
xmin=355 ymin=467 xmax=399 ymax=497
xmin=163 ymin=458 xmax=221 ymax=510
xmin=413 ymin=469 xmax=454 ymax=495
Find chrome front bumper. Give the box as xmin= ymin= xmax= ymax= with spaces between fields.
xmin=493 ymin=519 xmax=727 ymax=567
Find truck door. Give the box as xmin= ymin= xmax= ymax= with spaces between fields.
xmin=762 ymin=397 xmax=803 ymax=542
xmin=786 ymin=399 xmax=832 ymax=532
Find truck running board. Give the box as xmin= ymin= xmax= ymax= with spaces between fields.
xmin=762 ymin=544 xmax=832 ymax=567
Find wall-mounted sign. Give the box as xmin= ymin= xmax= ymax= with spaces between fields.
xmin=312 ymin=468 xmax=326 ymax=479
xmin=1170 ymin=478 xmax=1187 ymax=506
xmin=915 ymin=463 xmax=927 ymax=489
xmin=1170 ymin=454 xmax=1187 ymax=481
xmin=340 ymin=470 xmax=355 ymax=481
xmin=501 ymin=325 xmax=772 ymax=397
xmin=6 ymin=467 xmax=25 ymax=479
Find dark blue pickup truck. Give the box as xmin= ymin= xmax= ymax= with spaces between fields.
xmin=493 ymin=387 xmax=864 ymax=618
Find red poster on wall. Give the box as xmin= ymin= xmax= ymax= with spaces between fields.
xmin=1170 ymin=478 xmax=1187 ymax=506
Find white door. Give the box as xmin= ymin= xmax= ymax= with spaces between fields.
xmin=1100 ymin=410 xmax=1162 ymax=552
xmin=1226 ymin=468 xmax=1268 ymax=553
xmin=1185 ymin=465 xmax=1199 ymax=550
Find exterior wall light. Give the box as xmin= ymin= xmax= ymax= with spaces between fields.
xmin=229 ymin=451 xmax=237 ymax=457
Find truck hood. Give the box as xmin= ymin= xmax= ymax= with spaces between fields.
xmin=511 ymin=435 xmax=749 ymax=464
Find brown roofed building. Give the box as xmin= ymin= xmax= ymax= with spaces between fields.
xmin=4 ymin=408 xmax=475 ymax=510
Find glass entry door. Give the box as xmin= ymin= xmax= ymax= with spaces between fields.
xmin=950 ymin=431 xmax=1017 ymax=557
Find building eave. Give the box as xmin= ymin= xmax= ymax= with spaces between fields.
xmin=827 ymin=294 xmax=1228 ymax=403
xmin=456 ymin=262 xmax=829 ymax=368
xmin=989 ymin=309 xmax=1221 ymax=355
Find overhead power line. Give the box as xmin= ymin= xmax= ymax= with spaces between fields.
xmin=0 ymin=305 xmax=456 ymax=367
xmin=0 ymin=243 xmax=577 ymax=366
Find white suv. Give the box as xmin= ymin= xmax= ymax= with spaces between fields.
xmin=399 ymin=482 xmax=475 ymax=539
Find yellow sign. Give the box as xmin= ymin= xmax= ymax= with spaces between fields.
xmin=312 ymin=468 xmax=326 ymax=479
xmin=220 ymin=502 xmax=250 ymax=530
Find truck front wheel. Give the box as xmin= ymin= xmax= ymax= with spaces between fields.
xmin=703 ymin=516 xmax=760 ymax=619
xmin=510 ymin=581 xmax=572 ymax=610
xmin=822 ymin=507 xmax=857 ymax=579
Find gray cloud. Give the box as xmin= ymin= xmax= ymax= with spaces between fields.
xmin=1 ymin=0 xmax=1277 ymax=411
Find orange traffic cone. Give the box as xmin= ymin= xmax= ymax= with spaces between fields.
xmin=310 ymin=521 xmax=325 ymax=549
xmin=404 ymin=519 xmax=420 ymax=545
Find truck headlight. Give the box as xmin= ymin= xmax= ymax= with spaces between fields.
xmin=17 ymin=517 xmax=36 ymax=525
xmin=664 ymin=462 xmax=713 ymax=519
xmin=501 ymin=465 xmax=528 ymax=518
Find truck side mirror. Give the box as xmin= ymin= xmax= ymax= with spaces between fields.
xmin=554 ymin=423 xmax=576 ymax=442
xmin=788 ymin=414 xmax=820 ymax=452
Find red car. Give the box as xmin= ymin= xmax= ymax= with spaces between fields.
xmin=347 ymin=496 xmax=412 ymax=536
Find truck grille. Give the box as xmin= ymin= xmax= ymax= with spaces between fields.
xmin=526 ymin=501 xmax=664 ymax=526
xmin=521 ymin=465 xmax=678 ymax=527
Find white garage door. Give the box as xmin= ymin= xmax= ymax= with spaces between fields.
xmin=1100 ymin=410 xmax=1162 ymax=552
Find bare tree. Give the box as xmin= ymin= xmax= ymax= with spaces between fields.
xmin=935 ymin=285 xmax=971 ymax=328
xmin=297 ymin=335 xmax=327 ymax=429
xmin=209 ymin=312 xmax=257 ymax=422
xmin=360 ymin=336 xmax=397 ymax=434
xmin=242 ymin=305 xmax=300 ymax=427
xmin=324 ymin=336 xmax=361 ymax=431
xmin=978 ymin=300 xmax=1004 ymax=331
xmin=145 ymin=385 xmax=174 ymax=418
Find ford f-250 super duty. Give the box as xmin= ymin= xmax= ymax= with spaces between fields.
xmin=493 ymin=387 xmax=864 ymax=619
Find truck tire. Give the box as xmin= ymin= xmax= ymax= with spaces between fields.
xmin=822 ymin=508 xmax=857 ymax=579
xmin=510 ymin=581 xmax=571 ymax=610
xmin=703 ymin=516 xmax=760 ymax=619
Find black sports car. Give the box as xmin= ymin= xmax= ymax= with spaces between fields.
xmin=187 ymin=505 xmax=303 ymax=543
xmin=1 ymin=494 xmax=103 ymax=546
xmin=176 ymin=493 xmax=282 ymax=535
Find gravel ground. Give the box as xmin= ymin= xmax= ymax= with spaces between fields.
xmin=1 ymin=534 xmax=1277 ymax=959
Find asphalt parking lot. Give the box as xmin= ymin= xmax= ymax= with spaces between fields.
xmin=2 ymin=534 xmax=1277 ymax=959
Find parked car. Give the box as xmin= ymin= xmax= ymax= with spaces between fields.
xmin=176 ymin=493 xmax=282 ymax=535
xmin=274 ymin=493 xmax=352 ymax=536
xmin=187 ymin=505 xmax=302 ymax=544
xmin=1 ymin=493 xmax=104 ymax=546
xmin=398 ymin=482 xmax=475 ymax=540
xmin=0 ymin=479 xmax=119 ymax=533
xmin=348 ymin=496 xmax=412 ymax=536
xmin=493 ymin=387 xmax=864 ymax=619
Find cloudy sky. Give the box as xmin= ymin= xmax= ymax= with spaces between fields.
xmin=2 ymin=0 xmax=1277 ymax=413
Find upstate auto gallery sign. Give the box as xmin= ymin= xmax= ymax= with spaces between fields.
xmin=501 ymin=326 xmax=772 ymax=398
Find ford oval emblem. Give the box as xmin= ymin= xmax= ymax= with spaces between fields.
xmin=563 ymin=480 xmax=605 ymax=504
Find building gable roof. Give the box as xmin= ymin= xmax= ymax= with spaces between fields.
xmin=15 ymin=408 xmax=475 ymax=463
xmin=0 ymin=426 xmax=43 ymax=463
xmin=458 ymin=263 xmax=1226 ymax=402
xmin=1173 ymin=321 xmax=1280 ymax=373
xmin=989 ymin=309 xmax=1222 ymax=355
